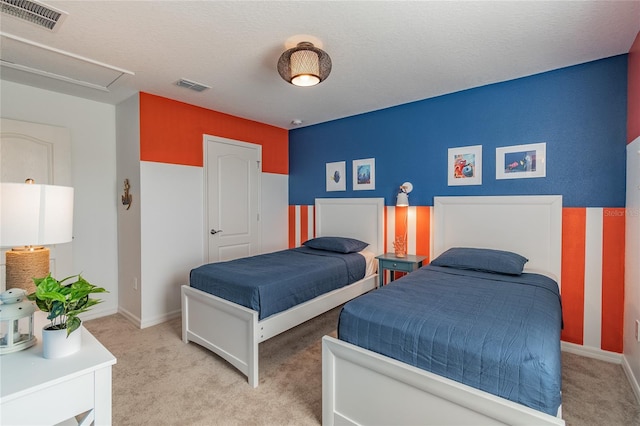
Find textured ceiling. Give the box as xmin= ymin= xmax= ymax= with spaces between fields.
xmin=1 ymin=1 xmax=638 ymax=129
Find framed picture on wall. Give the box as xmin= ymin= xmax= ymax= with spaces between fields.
xmin=353 ymin=158 xmax=375 ymax=190
xmin=326 ymin=161 xmax=346 ymax=191
xmin=496 ymin=142 xmax=546 ymax=179
xmin=448 ymin=145 xmax=482 ymax=186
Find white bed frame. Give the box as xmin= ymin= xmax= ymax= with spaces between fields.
xmin=182 ymin=197 xmax=384 ymax=387
xmin=323 ymin=195 xmax=565 ymax=426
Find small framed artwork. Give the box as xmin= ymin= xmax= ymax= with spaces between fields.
xmin=326 ymin=161 xmax=346 ymax=191
xmin=496 ymin=142 xmax=546 ymax=179
xmin=353 ymin=158 xmax=375 ymax=190
xmin=448 ymin=145 xmax=482 ymax=186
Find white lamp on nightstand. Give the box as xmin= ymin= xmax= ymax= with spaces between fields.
xmin=1 ymin=180 xmax=74 ymax=295
xmin=394 ymin=182 xmax=413 ymax=257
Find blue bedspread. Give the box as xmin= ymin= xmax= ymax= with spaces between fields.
xmin=338 ymin=265 xmax=562 ymax=416
xmin=190 ymin=247 xmax=366 ymax=320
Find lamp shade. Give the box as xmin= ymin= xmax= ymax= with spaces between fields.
xmin=396 ymin=181 xmax=413 ymax=207
xmin=0 ymin=183 xmax=74 ymax=247
xmin=277 ymin=42 xmax=332 ymax=87
xmin=396 ymin=192 xmax=409 ymax=207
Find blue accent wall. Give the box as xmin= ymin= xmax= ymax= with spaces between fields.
xmin=289 ymin=55 xmax=628 ymax=207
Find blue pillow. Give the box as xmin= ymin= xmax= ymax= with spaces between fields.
xmin=303 ymin=237 xmax=369 ymax=254
xmin=430 ymin=247 xmax=528 ymax=275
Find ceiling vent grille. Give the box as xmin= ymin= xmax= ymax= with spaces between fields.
xmin=176 ymin=78 xmax=210 ymax=92
xmin=0 ymin=0 xmax=67 ymax=31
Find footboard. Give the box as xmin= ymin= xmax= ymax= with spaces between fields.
xmin=182 ymin=275 xmax=377 ymax=388
xmin=322 ymin=336 xmax=565 ymax=426
xmin=181 ymin=285 xmax=259 ymax=386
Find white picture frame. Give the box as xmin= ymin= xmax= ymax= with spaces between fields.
xmin=326 ymin=161 xmax=346 ymax=191
xmin=448 ymin=145 xmax=482 ymax=186
xmin=352 ymin=158 xmax=375 ymax=190
xmin=496 ymin=142 xmax=546 ymax=179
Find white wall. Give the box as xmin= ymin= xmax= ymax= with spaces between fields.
xmin=140 ymin=161 xmax=204 ymax=327
xmin=0 ymin=80 xmax=119 ymax=319
xmin=625 ymin=137 xmax=640 ymax=401
xmin=116 ymin=94 xmax=142 ymax=323
xmin=261 ymin=172 xmax=289 ymax=253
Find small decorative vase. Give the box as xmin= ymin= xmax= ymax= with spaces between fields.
xmin=42 ymin=327 xmax=81 ymax=359
xmin=393 ymin=236 xmax=407 ymax=258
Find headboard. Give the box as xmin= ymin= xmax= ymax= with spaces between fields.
xmin=315 ymin=198 xmax=385 ymax=255
xmin=433 ymin=195 xmax=562 ymax=285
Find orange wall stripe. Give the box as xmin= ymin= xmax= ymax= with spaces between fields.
xmin=139 ymin=92 xmax=288 ymax=173
xmin=288 ymin=205 xmax=296 ymax=249
xmin=561 ymin=208 xmax=586 ymax=345
xmin=300 ymin=205 xmax=309 ymax=244
xmin=415 ymin=206 xmax=431 ymax=259
xmin=383 ymin=207 xmax=388 ymax=253
xmin=601 ymin=208 xmax=626 ymax=352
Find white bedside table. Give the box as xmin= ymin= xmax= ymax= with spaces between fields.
xmin=1 ymin=313 xmax=117 ymax=426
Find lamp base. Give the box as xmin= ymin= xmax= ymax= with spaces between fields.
xmin=6 ymin=247 xmax=50 ymax=295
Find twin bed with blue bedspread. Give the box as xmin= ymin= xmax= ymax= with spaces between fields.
xmin=190 ymin=244 xmax=367 ymax=321
xmin=182 ymin=197 xmax=386 ymax=388
xmin=323 ymin=195 xmax=565 ymax=426
xmin=337 ymin=250 xmax=563 ymax=417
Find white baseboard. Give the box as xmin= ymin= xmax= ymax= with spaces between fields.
xmin=560 ymin=341 xmax=623 ymax=364
xmin=117 ymin=306 xmax=142 ymax=328
xmin=109 ymin=306 xmax=180 ymax=329
xmin=80 ymin=306 xmax=118 ymax=322
xmin=139 ymin=309 xmax=181 ymax=329
xmin=622 ymin=355 xmax=640 ymax=405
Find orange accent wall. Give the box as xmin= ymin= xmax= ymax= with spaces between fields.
xmin=288 ymin=206 xmax=296 ymax=249
xmin=139 ymin=92 xmax=288 ymax=173
xmin=300 ymin=205 xmax=309 ymax=244
xmin=561 ymin=208 xmax=587 ymax=345
xmin=415 ymin=207 xmax=431 ymax=259
xmin=629 ymin=31 xmax=640 ymax=143
xmin=601 ymin=208 xmax=626 ymax=352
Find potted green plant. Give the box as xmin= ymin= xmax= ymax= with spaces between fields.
xmin=28 ymin=273 xmax=107 ymax=359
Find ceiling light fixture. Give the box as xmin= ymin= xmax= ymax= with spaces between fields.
xmin=277 ymin=41 xmax=331 ymax=87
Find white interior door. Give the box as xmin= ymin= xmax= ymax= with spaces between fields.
xmin=0 ymin=118 xmax=73 ymax=290
xmin=204 ymin=135 xmax=261 ymax=263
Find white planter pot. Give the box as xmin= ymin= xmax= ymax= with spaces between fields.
xmin=42 ymin=327 xmax=81 ymax=359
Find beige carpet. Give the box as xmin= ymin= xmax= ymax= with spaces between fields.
xmin=85 ymin=307 xmax=640 ymax=426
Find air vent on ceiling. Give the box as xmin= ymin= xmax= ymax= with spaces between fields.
xmin=176 ymin=78 xmax=211 ymax=92
xmin=0 ymin=0 xmax=67 ymax=31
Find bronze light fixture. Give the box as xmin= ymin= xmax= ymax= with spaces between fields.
xmin=277 ymin=42 xmax=332 ymax=87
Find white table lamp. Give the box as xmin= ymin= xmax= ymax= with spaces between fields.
xmin=1 ymin=181 xmax=74 ymax=294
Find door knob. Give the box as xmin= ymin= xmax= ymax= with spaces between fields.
xmin=210 ymin=229 xmax=223 ymax=235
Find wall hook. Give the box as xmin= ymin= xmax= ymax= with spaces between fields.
xmin=122 ymin=179 xmax=132 ymax=210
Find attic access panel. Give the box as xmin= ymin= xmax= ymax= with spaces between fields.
xmin=0 ymin=33 xmax=134 ymax=91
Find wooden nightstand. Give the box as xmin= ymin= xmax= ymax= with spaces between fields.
xmin=376 ymin=253 xmax=428 ymax=287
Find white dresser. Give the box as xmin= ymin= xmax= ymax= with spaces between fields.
xmin=0 ymin=314 xmax=116 ymax=425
